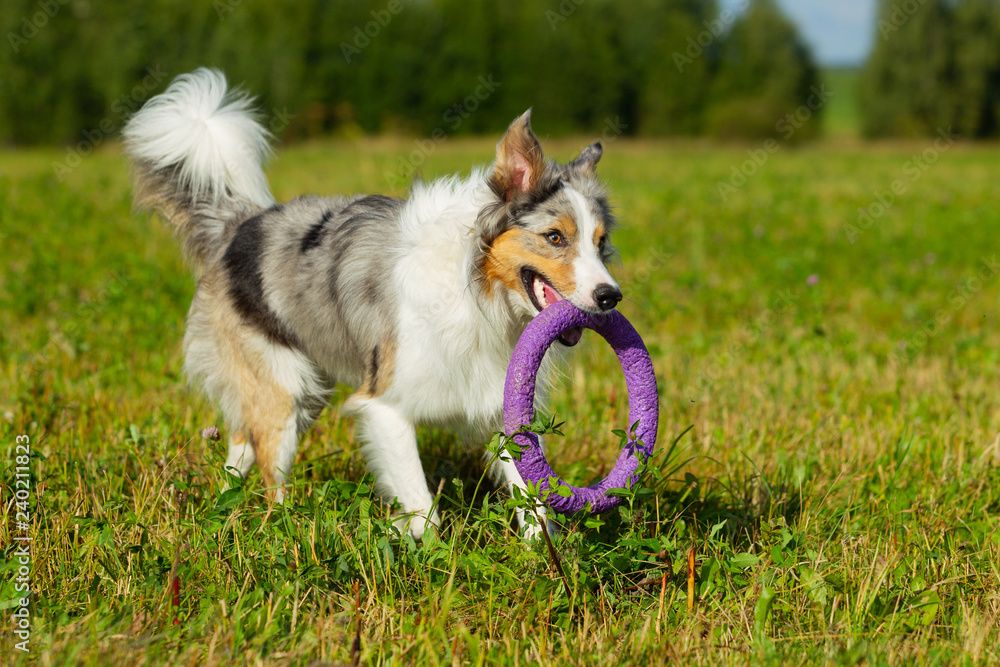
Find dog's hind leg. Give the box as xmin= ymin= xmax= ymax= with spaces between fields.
xmin=348 ymin=396 xmax=440 ymax=540
xmin=245 ymin=406 xmax=299 ymax=504
xmin=185 ymin=274 xmax=327 ymax=502
xmin=188 ymin=323 xmax=321 ymax=502
xmin=207 ymin=343 xmax=297 ymax=502
xmin=224 ymin=429 xmax=257 ymax=479
xmin=237 ymin=343 xmax=326 ymax=503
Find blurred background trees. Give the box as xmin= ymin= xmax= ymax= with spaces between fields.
xmin=1 ymin=0 xmax=822 ymax=144
xmin=860 ymin=0 xmax=1000 ymax=138
xmin=3 ymin=0 xmax=999 ymax=145
xmin=704 ymin=0 xmax=821 ymax=140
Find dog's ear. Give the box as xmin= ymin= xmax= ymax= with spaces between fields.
xmin=491 ymin=109 xmax=545 ymax=201
xmin=569 ymin=141 xmax=602 ymax=174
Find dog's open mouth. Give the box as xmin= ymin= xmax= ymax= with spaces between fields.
xmin=521 ymin=268 xmax=583 ymax=346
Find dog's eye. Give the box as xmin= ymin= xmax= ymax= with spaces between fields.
xmin=598 ymin=235 xmax=607 ymax=250
xmin=545 ymin=230 xmax=564 ymax=246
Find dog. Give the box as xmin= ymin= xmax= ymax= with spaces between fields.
xmin=123 ymin=68 xmax=622 ymax=539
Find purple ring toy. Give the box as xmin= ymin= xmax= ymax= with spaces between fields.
xmin=503 ymin=299 xmax=659 ymax=514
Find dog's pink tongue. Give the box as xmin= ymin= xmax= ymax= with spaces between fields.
xmin=542 ymin=283 xmax=562 ymax=307
xmin=561 ymin=326 xmax=583 ymax=345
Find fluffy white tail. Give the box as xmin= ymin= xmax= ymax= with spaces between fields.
xmin=123 ymin=69 xmax=275 ymax=267
xmin=124 ymin=68 xmax=274 ymax=209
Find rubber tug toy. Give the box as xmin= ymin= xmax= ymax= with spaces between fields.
xmin=503 ymin=299 xmax=659 ymax=514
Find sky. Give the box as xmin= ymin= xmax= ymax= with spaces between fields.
xmin=720 ymin=0 xmax=876 ymax=67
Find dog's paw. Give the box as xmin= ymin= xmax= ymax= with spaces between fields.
xmin=518 ymin=510 xmax=559 ymax=542
xmin=392 ymin=510 xmax=441 ymax=542
xmin=521 ymin=521 xmax=545 ymax=542
xmin=265 ymin=485 xmax=286 ymax=505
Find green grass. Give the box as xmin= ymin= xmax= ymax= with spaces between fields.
xmin=2 ymin=135 xmax=1000 ymax=665
xmin=821 ymin=67 xmax=862 ymax=138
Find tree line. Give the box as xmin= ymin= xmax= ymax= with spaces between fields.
xmin=5 ymin=0 xmax=997 ymax=145
xmin=860 ymin=0 xmax=1000 ymax=138
xmin=1 ymin=0 xmax=821 ymax=145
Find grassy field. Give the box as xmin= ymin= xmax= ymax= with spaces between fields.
xmin=820 ymin=68 xmax=861 ymax=139
xmin=2 ymin=133 xmax=1000 ymax=665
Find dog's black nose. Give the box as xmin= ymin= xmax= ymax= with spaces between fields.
xmin=593 ymin=284 xmax=622 ymax=312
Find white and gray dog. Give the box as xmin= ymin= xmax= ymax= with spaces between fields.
xmin=123 ymin=68 xmax=622 ymax=539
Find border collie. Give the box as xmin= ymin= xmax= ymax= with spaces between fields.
xmin=123 ymin=69 xmax=622 ymax=539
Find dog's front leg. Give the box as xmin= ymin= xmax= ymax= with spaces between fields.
xmin=487 ymin=438 xmax=558 ymax=541
xmin=350 ymin=397 xmax=440 ymax=540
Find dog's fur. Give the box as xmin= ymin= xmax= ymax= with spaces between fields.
xmin=123 ymin=69 xmax=622 ymax=539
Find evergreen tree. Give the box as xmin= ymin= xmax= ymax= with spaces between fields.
xmin=948 ymin=0 xmax=1000 ymax=136
xmin=705 ymin=0 xmax=822 ymax=140
xmin=612 ymin=0 xmax=719 ymax=136
xmin=860 ymin=0 xmax=1000 ymax=138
